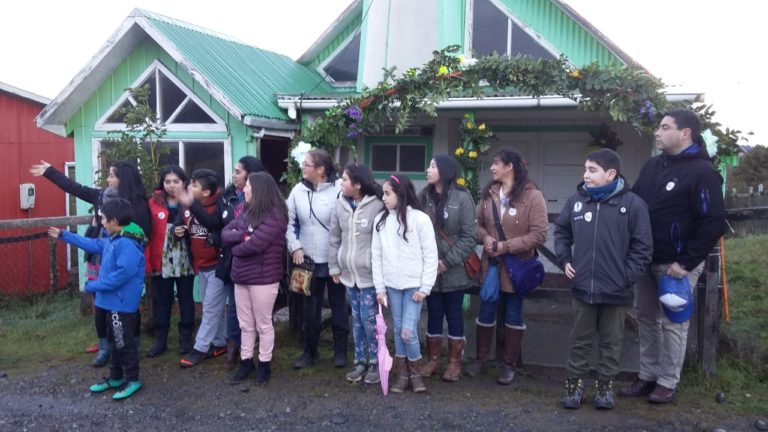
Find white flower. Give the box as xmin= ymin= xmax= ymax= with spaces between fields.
xmin=460 ymin=56 xmax=477 ymax=68
xmin=291 ymin=141 xmax=313 ymax=164
xmin=701 ymin=129 xmax=719 ymax=157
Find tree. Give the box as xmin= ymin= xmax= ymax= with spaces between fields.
xmin=731 ymin=146 xmax=768 ymax=189
xmin=99 ymin=84 xmax=168 ymax=194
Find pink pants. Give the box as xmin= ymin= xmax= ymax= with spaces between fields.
xmin=235 ymin=282 xmax=279 ymax=362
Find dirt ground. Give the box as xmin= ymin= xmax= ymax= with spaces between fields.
xmin=0 ymin=336 xmax=758 ymax=432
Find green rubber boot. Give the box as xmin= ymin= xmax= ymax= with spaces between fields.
xmin=89 ymin=378 xmax=124 ymax=393
xmin=113 ymin=381 xmax=142 ymax=400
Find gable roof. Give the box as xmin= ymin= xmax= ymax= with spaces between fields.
xmin=37 ymin=8 xmax=336 ymax=135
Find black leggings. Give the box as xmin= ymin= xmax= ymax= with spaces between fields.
xmin=107 ymin=310 xmax=140 ymax=382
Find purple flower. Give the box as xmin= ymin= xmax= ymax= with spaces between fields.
xmin=640 ymin=100 xmax=657 ymax=121
xmin=345 ymin=105 xmax=363 ymax=122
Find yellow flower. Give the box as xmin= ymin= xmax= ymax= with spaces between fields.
xmin=456 ymin=178 xmax=466 ymax=186
xmin=438 ymin=65 xmax=449 ymax=76
xmin=478 ymin=123 xmax=486 ymax=131
xmin=569 ymin=69 xmax=582 ymax=79
xmin=466 ymin=121 xmax=474 ymax=129
xmin=468 ymin=151 xmax=478 ymax=159
xmin=454 ymin=147 xmax=465 ymax=156
xmin=457 ymin=54 xmax=465 ymax=63
xmin=407 ymin=68 xmax=417 ymax=77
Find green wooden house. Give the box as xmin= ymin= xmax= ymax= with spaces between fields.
xmin=282 ymin=0 xmax=699 ymax=213
xmin=37 ymin=1 xmax=698 ymax=216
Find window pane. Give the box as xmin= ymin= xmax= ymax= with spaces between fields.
xmin=323 ymin=33 xmax=360 ymax=82
xmin=173 ymin=100 xmax=216 ymax=124
xmin=159 ymin=73 xmax=187 ymax=122
xmin=106 ymin=99 xmax=133 ymax=123
xmin=511 ymin=24 xmax=555 ymax=59
xmin=184 ymin=141 xmax=224 ymax=179
xmin=143 ymin=142 xmax=179 ymax=169
xmin=399 ymin=145 xmax=426 ymax=172
xmin=473 ymin=0 xmax=508 ymax=56
xmin=371 ymin=144 xmax=397 ymax=172
xmin=137 ymin=76 xmax=157 ymax=115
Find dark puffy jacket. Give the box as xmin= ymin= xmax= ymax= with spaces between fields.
xmin=221 ymin=210 xmax=287 ymax=285
xmin=632 ymin=146 xmax=725 ymax=270
xmin=554 ymin=179 xmax=653 ymax=306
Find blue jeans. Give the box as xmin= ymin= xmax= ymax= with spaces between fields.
xmin=478 ymin=291 xmax=525 ymax=327
xmin=225 ymin=282 xmax=241 ymax=346
xmin=386 ymin=287 xmax=423 ymax=361
xmin=426 ymin=290 xmax=466 ymax=338
xmin=347 ymin=286 xmax=378 ymax=364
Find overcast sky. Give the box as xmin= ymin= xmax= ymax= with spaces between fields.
xmin=1 ymin=0 xmax=762 ymax=144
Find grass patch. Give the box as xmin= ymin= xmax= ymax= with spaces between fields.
xmin=681 ymin=357 xmax=768 ymax=417
xmin=0 ymin=292 xmax=93 ymax=374
xmin=722 ymin=235 xmax=768 ymax=369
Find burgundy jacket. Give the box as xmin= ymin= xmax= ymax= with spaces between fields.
xmin=221 ymin=210 xmax=287 ymax=285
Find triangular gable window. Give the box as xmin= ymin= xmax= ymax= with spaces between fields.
xmin=322 ymin=32 xmax=360 ymax=84
xmin=97 ymin=60 xmax=224 ymax=132
xmin=471 ymin=0 xmax=557 ymax=60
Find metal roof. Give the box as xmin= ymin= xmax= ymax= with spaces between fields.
xmin=0 ymin=81 xmax=50 ymax=105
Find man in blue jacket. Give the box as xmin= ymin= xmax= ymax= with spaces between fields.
xmin=50 ymin=198 xmax=147 ymax=401
xmin=620 ymin=109 xmax=725 ymax=404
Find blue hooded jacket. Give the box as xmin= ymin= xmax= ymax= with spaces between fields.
xmin=60 ymin=223 xmax=146 ymax=313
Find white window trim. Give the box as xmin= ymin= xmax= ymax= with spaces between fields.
xmin=317 ymin=31 xmax=359 ymax=87
xmin=95 ymin=60 xmax=226 ymax=132
xmin=63 ymin=161 xmax=76 ymax=271
xmin=467 ymin=0 xmax=564 ymax=60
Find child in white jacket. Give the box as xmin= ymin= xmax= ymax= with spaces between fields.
xmin=373 ymin=174 xmax=438 ymax=394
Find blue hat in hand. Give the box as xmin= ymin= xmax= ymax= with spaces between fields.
xmin=658 ymin=274 xmax=694 ymax=323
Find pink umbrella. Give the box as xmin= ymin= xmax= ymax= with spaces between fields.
xmin=375 ymin=303 xmax=393 ymax=395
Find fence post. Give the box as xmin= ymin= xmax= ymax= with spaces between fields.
xmin=699 ymin=246 xmax=722 ymax=376
xmin=48 ymin=236 xmax=58 ymax=295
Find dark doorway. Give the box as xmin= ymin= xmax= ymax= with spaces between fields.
xmin=260 ymin=137 xmax=290 ymax=191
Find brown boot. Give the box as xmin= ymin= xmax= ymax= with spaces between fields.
xmin=497 ymin=325 xmax=524 ymax=385
xmin=441 ymin=337 xmax=465 ymax=382
xmin=226 ymin=340 xmax=239 ymax=370
xmin=408 ymin=358 xmax=427 ymax=393
xmin=464 ymin=320 xmax=495 ymax=377
xmin=390 ymin=356 xmax=409 ymax=394
xmin=420 ymin=335 xmax=443 ymax=378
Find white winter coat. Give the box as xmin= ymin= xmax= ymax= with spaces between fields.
xmin=286 ymin=179 xmax=341 ymax=263
xmin=372 ymin=206 xmax=438 ymax=295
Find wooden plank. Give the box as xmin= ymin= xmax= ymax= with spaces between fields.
xmin=0 ymin=215 xmax=91 ymax=230
xmin=701 ymin=247 xmax=721 ymax=376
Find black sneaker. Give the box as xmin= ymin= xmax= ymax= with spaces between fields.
xmin=292 ymin=352 xmax=317 ymax=370
xmin=180 ymin=349 xmax=206 ymax=369
xmin=345 ymin=363 xmax=367 ymax=382
xmin=561 ymin=378 xmax=586 ymax=409
xmin=594 ymin=380 xmax=615 ymax=410
xmin=333 ymin=352 xmax=348 ymax=368
xmin=230 ymin=358 xmax=255 ymax=384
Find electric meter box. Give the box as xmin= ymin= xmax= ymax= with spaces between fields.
xmin=20 ymin=183 xmax=36 ymax=209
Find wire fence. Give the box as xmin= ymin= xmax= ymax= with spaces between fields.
xmin=0 ymin=215 xmax=91 ymax=298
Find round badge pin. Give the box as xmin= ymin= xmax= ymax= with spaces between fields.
xmin=574 ymin=202 xmax=583 ymax=212
xmin=158 ymin=212 xmax=166 ymax=220
xmin=666 ymin=181 xmax=676 ymax=191
xmin=620 ymin=206 xmax=627 ymax=214
xmin=443 ymin=210 xmax=449 ymax=220
xmin=508 ymin=208 xmax=517 ymax=216
xmin=222 ymin=210 xmax=228 ymax=219
xmin=184 ymin=210 xmax=191 ymax=218
xmin=360 ymin=218 xmax=369 ymax=228
xmin=585 ymin=212 xmax=593 ymax=222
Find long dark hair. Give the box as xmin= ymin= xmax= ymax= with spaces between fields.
xmin=344 ymin=162 xmax=382 ymax=199
xmin=243 ymin=172 xmax=288 ymax=227
xmin=154 ymin=165 xmax=189 ymax=200
xmin=109 ymin=160 xmax=148 ymax=207
xmin=376 ymin=174 xmax=422 ymax=242
xmin=481 ymin=148 xmax=534 ymax=204
xmin=424 ymin=154 xmax=461 ymax=229
xmin=226 ymin=155 xmax=267 ymax=195
xmin=306 ymin=149 xmax=337 ymax=182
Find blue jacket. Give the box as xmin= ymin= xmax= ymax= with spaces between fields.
xmin=60 ymin=224 xmax=146 ymax=313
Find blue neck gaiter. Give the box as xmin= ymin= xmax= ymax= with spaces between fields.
xmin=584 ymin=178 xmax=620 ymax=202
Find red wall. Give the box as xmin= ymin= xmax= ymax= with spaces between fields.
xmin=0 ymin=90 xmax=74 ymax=295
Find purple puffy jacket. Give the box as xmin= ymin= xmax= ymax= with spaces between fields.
xmin=221 ymin=210 xmax=287 ymax=285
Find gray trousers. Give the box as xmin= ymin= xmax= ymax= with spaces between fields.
xmin=193 ymin=269 xmax=228 ymax=353
xmin=566 ymin=299 xmax=629 ymax=381
xmin=635 ymin=262 xmax=703 ymax=389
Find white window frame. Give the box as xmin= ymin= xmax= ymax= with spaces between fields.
xmin=369 ymin=141 xmax=429 ymax=175
xmin=93 ymin=138 xmax=231 ymax=185
xmin=95 ymin=60 xmax=226 ymax=133
xmin=317 ymin=31 xmax=360 ymax=87
xmin=466 ymin=0 xmax=563 ymax=59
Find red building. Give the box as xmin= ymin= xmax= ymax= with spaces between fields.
xmin=0 ymin=81 xmax=74 ymax=295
